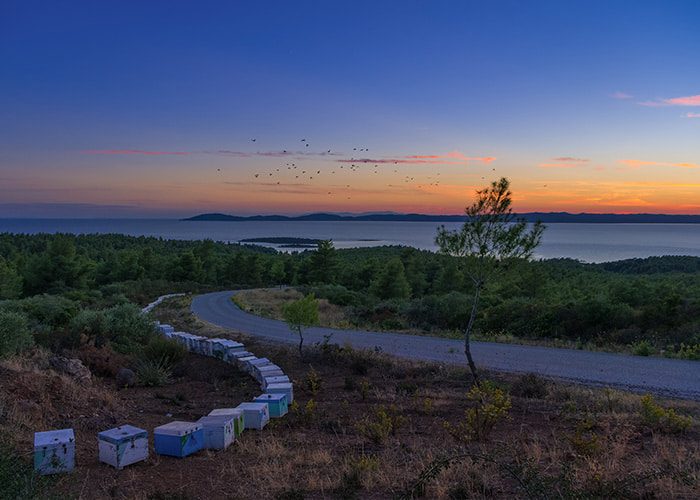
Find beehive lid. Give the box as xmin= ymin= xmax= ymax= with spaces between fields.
xmin=98 ymin=425 xmax=147 ymax=444
xmin=209 ymin=408 xmax=244 ymax=417
xmin=154 ymin=421 xmax=200 ymax=437
xmin=197 ymin=415 xmax=234 ymax=427
xmin=34 ymin=429 xmax=74 ymax=448
xmin=255 ymin=393 xmax=286 ymax=403
xmin=237 ymin=402 xmax=267 ymax=412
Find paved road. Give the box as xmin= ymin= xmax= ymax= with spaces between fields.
xmin=191 ymin=290 xmax=700 ymax=400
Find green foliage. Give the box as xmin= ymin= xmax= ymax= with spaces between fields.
xmin=629 ymin=339 xmax=654 ymax=356
xmin=141 ymin=336 xmax=188 ymax=368
xmin=282 ymin=293 xmax=319 ymax=356
xmin=290 ymin=399 xmax=318 ymax=426
xmin=370 ymin=258 xmax=411 ymax=300
xmin=0 ymin=432 xmax=41 ymax=500
xmin=639 ymin=394 xmax=692 ymax=433
xmin=510 ymin=372 xmax=548 ymax=399
xmin=444 ymin=380 xmax=512 ymax=441
xmin=355 ymin=404 xmax=405 ymax=444
xmin=435 ymin=178 xmax=545 ymax=384
xmin=133 ymin=357 xmax=172 ymax=387
xmin=563 ymin=416 xmax=601 ymax=457
xmin=304 ymin=364 xmax=323 ymax=396
xmin=0 ymin=310 xmax=33 ymax=358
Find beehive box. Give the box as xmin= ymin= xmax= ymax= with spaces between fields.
xmin=197 ymin=415 xmax=235 ymax=450
xmin=34 ymin=428 xmax=75 ymax=475
xmin=243 ymin=357 xmax=269 ymax=375
xmin=265 ymin=382 xmax=294 ymax=403
xmin=153 ymin=421 xmax=203 ymax=457
xmin=235 ymin=355 xmax=258 ymax=371
xmin=203 ymin=338 xmax=225 ymax=358
xmin=208 ymin=408 xmax=245 ymax=436
xmin=255 ymin=393 xmax=288 ymax=418
xmin=236 ymin=402 xmax=270 ymax=430
xmin=262 ymin=374 xmax=290 ymax=390
xmin=225 ymin=349 xmax=251 ymax=365
xmin=254 ymin=364 xmax=284 ymax=383
xmin=98 ymin=425 xmax=148 ymax=469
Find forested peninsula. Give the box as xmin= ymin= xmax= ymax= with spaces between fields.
xmin=183 ymin=212 xmax=700 ymax=223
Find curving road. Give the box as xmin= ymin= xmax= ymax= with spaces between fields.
xmin=191 ymin=290 xmax=700 ymax=400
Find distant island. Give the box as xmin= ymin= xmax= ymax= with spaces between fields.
xmin=182 ymin=212 xmax=700 ymax=224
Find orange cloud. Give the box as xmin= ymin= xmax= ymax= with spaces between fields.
xmin=639 ymin=94 xmax=700 ymax=107
xmin=684 ymin=112 xmax=700 ymax=118
xmin=618 ymin=159 xmax=700 ymax=169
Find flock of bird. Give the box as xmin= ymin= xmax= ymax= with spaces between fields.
xmin=215 ymin=138 xmax=497 ymax=199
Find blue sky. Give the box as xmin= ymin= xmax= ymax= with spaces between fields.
xmin=1 ymin=1 xmax=699 ymax=217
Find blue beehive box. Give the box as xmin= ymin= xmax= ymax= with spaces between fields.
xmin=34 ymin=428 xmax=75 ymax=475
xmin=98 ymin=425 xmax=148 ymax=469
xmin=197 ymin=415 xmax=235 ymax=450
xmin=153 ymin=421 xmax=203 ymax=457
xmin=236 ymin=402 xmax=270 ymax=430
xmin=208 ymin=408 xmax=245 ymax=436
xmin=255 ymin=393 xmax=288 ymax=418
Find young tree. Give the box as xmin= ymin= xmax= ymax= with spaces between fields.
xmin=435 ymin=177 xmax=545 ymax=387
xmin=282 ymin=293 xmax=319 ymax=357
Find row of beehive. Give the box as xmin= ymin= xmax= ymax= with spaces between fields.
xmin=33 ymin=319 xmax=294 ymax=474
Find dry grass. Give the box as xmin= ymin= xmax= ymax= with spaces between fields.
xmin=235 ymin=288 xmax=354 ymax=329
xmin=2 ymin=299 xmax=699 ymax=499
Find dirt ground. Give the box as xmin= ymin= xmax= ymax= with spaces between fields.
xmin=3 ymin=309 xmax=700 ymax=499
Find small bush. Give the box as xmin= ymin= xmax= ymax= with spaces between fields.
xmin=629 ymin=340 xmax=654 ymax=357
xmin=0 ymin=310 xmax=33 ymax=358
xmin=511 ymin=373 xmax=548 ymax=399
xmin=355 ymin=405 xmax=405 ymax=444
xmin=639 ymin=394 xmax=692 ymax=433
xmin=304 ymin=365 xmax=323 ymax=396
xmin=133 ymin=357 xmax=172 ymax=387
xmin=141 ymin=336 xmax=188 ymax=369
xmin=445 ymin=381 xmax=512 ymax=441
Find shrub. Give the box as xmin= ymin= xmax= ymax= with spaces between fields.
xmin=0 ymin=310 xmax=33 ymax=358
xmin=355 ymin=404 xmax=405 ymax=444
xmin=445 ymin=380 xmax=512 ymax=441
xmin=304 ymin=365 xmax=323 ymax=396
xmin=511 ymin=372 xmax=548 ymax=398
xmin=133 ymin=357 xmax=172 ymax=387
xmin=141 ymin=336 xmax=188 ymax=369
xmin=639 ymin=394 xmax=692 ymax=433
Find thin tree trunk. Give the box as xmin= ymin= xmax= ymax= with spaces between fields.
xmin=464 ymin=282 xmax=482 ymax=388
xmin=298 ymin=328 xmax=304 ymax=358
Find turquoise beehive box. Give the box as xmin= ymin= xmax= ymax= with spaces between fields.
xmin=255 ymin=393 xmax=288 ymax=418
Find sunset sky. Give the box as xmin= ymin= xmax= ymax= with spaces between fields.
xmin=1 ymin=1 xmax=699 ymax=218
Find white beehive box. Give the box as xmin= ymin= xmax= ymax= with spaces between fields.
xmin=236 ymin=402 xmax=270 ymax=430
xmin=203 ymin=338 xmax=224 ymax=358
xmin=235 ymin=355 xmax=258 ymax=371
xmin=34 ymin=428 xmax=75 ymax=475
xmin=197 ymin=415 xmax=235 ymax=450
xmin=154 ymin=421 xmax=203 ymax=457
xmin=97 ymin=425 xmax=148 ymax=469
xmin=262 ymin=374 xmax=290 ymax=390
xmin=208 ymin=408 xmax=245 ymax=436
xmin=265 ymin=382 xmax=294 ymax=403
xmin=254 ymin=364 xmax=284 ymax=383
xmin=255 ymin=393 xmax=288 ymax=418
xmin=227 ymin=350 xmax=252 ymax=365
xmin=244 ymin=357 xmax=269 ymax=376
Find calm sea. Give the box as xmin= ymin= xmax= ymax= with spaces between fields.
xmin=2 ymin=219 xmax=700 ymax=264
